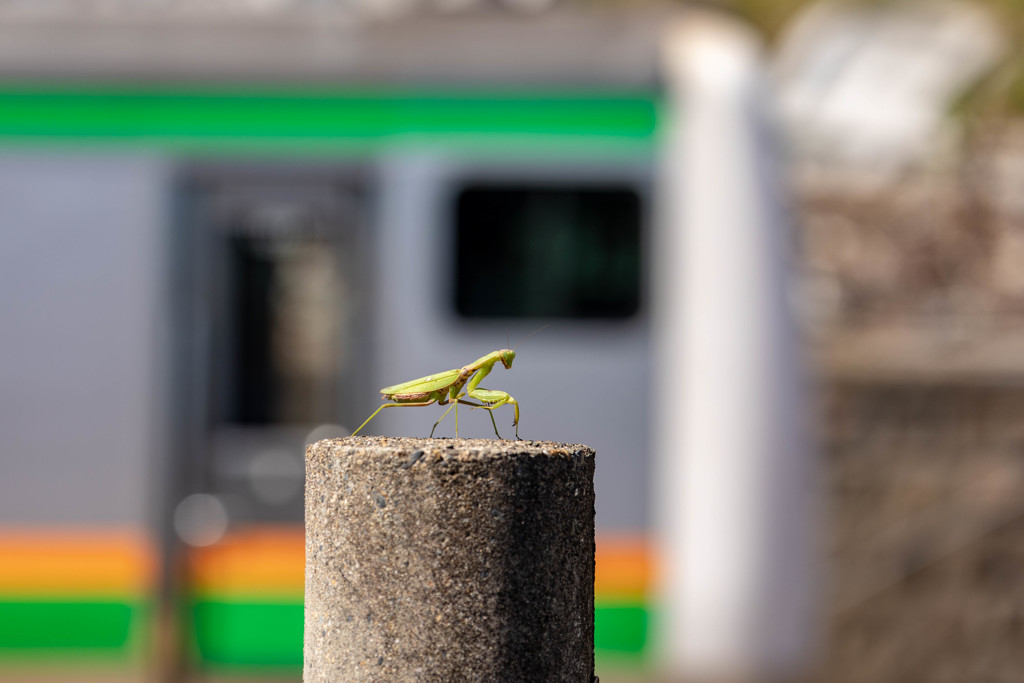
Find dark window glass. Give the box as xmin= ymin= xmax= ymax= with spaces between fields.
xmin=214 ymin=193 xmax=351 ymax=426
xmin=454 ymin=185 xmax=642 ymax=318
xmin=227 ymin=235 xmax=277 ymax=424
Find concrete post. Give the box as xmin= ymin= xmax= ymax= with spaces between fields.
xmin=304 ymin=436 xmax=596 ymax=682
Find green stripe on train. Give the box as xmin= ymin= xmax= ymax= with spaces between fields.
xmin=596 ymin=602 xmax=649 ymax=655
xmin=0 ymin=86 xmax=660 ymax=155
xmin=191 ymin=600 xmax=304 ymax=670
xmin=0 ymin=600 xmax=145 ymax=652
xmin=0 ymin=597 xmax=648 ymax=666
xmin=189 ymin=598 xmax=649 ymax=669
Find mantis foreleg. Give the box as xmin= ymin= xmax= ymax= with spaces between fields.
xmin=464 ymin=360 xmax=495 ymax=395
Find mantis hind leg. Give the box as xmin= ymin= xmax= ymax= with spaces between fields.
xmin=351 ymin=400 xmax=436 ymax=437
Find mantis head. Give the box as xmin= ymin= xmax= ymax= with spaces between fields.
xmin=498 ymin=349 xmax=516 ymax=369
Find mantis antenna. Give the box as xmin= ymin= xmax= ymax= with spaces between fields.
xmin=512 ymin=324 xmax=550 ymax=351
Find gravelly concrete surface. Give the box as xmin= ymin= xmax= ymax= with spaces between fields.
xmin=305 ymin=436 xmax=596 ymax=682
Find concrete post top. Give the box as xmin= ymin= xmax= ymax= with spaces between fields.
xmin=307 ymin=435 xmax=595 ymax=464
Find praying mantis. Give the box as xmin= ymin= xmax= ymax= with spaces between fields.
xmin=350 ymin=348 xmax=521 ymax=439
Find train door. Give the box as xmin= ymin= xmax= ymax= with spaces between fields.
xmin=170 ymin=166 xmax=370 ymax=671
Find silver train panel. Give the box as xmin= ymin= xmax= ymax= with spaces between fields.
xmin=0 ymin=154 xmax=169 ymax=527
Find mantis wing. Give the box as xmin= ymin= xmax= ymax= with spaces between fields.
xmin=380 ymin=368 xmax=461 ymax=396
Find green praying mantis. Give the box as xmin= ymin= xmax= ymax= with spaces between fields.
xmin=350 ymin=348 xmax=521 ymax=439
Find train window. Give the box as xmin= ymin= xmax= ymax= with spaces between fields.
xmin=224 ymin=231 xmax=344 ymax=425
xmin=454 ymin=185 xmax=642 ymax=318
xmin=213 ymin=190 xmax=356 ymax=427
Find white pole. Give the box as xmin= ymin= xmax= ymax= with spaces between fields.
xmin=653 ymin=15 xmax=818 ymax=681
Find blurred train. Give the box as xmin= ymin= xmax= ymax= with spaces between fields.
xmin=0 ymin=5 xmax=782 ymax=680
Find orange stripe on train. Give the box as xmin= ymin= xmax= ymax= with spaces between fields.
xmin=0 ymin=528 xmax=155 ymax=597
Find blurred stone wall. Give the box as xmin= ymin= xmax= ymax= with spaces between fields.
xmin=813 ymin=383 xmax=1024 ymax=682
xmin=803 ymin=126 xmax=1024 ymax=682
xmin=800 ymin=126 xmax=1024 ymax=329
